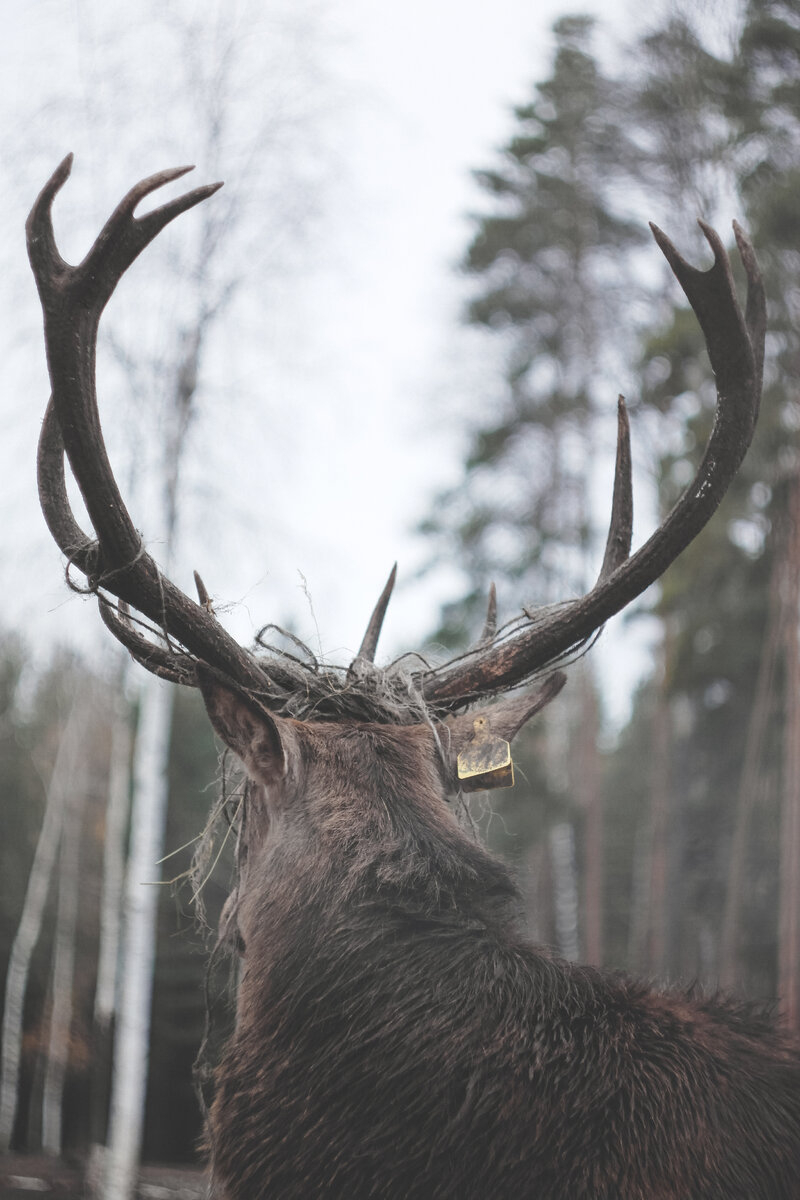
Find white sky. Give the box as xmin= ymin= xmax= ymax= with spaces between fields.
xmin=0 ymin=0 xmax=662 ymax=727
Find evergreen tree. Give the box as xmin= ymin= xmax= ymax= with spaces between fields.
xmin=422 ymin=15 xmax=652 ymax=967
xmin=635 ymin=300 xmax=775 ymax=984
xmin=636 ymin=14 xmax=739 ymax=228
xmin=424 ymin=15 xmax=644 ymax=647
xmin=424 ymin=4 xmax=800 ymax=989
xmin=610 ymin=0 xmax=800 ymax=998
xmin=728 ymin=0 xmax=800 ymax=1016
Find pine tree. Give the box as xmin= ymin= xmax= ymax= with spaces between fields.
xmin=422 ymin=15 xmax=648 ymax=967
xmin=733 ymin=0 xmax=800 ymax=1021
xmin=424 ymin=15 xmax=644 ymax=646
xmin=609 ymin=0 xmax=800 ymax=997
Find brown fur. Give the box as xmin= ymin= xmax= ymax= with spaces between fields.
xmin=196 ymin=674 xmax=800 ymax=1200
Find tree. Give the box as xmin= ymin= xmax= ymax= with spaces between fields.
xmin=631 ymin=282 xmax=775 ymax=982
xmin=733 ymin=0 xmax=800 ymax=1021
xmin=556 ymin=0 xmax=800 ymax=1008
xmin=88 ymin=673 xmax=132 ymax=1160
xmin=635 ymin=14 xmax=740 ymax=233
xmin=423 ymin=15 xmax=644 ymax=966
xmin=426 ymin=16 xmax=644 ymax=642
xmin=41 ymin=708 xmax=92 ymax=1156
xmin=631 ymin=0 xmax=800 ymax=1003
xmin=0 ymin=652 xmax=113 ymax=1155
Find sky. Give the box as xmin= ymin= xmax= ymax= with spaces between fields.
xmin=0 ymin=0 xmax=662 ymax=727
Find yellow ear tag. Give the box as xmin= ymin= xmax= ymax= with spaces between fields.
xmin=457 ymin=716 xmax=514 ymax=792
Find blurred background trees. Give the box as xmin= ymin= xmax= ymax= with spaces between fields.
xmin=0 ymin=647 xmax=221 ymax=1166
xmin=426 ymin=0 xmax=800 ymax=1012
xmin=2 ymin=0 xmax=800 ymax=1186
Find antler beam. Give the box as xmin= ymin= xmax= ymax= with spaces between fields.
xmin=30 ymin=156 xmax=286 ymax=695
xmin=30 ymin=159 xmax=765 ymax=721
xmin=419 ymin=221 xmax=765 ymax=706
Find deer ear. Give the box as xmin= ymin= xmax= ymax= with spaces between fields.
xmin=196 ymin=665 xmax=286 ymax=784
xmin=444 ymin=672 xmax=567 ymax=761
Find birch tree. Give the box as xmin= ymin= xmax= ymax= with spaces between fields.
xmin=42 ymin=733 xmax=91 ymax=1155
xmin=88 ymin=672 xmax=132 ymax=1165
xmin=104 ymin=676 xmax=175 ymax=1198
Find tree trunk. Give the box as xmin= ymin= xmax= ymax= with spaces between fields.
xmin=94 ymin=682 xmax=133 ymax=1031
xmin=523 ymin=839 xmax=554 ymax=946
xmin=579 ymin=671 xmax=603 ymax=965
xmin=0 ymin=697 xmax=87 ymax=1152
xmin=102 ymin=675 xmax=175 ymax=1200
xmin=720 ymin=547 xmax=783 ymax=990
xmin=779 ymin=473 xmax=800 ymax=1029
xmin=648 ymin=633 xmax=673 ymax=979
xmin=542 ymin=693 xmax=580 ymax=960
xmin=42 ymin=744 xmax=88 ymax=1155
xmin=87 ymin=673 xmax=132 ymax=1188
xmin=627 ymin=816 xmax=651 ymax=974
xmin=549 ymin=822 xmax=580 ymax=961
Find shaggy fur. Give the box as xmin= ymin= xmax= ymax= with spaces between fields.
xmin=199 ymin=680 xmax=800 ymax=1200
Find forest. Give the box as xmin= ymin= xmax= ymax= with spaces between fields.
xmin=1 ymin=0 xmax=799 ymax=1193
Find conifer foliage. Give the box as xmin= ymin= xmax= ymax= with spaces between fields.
xmin=425 ymin=17 xmax=644 ymax=646
xmin=427 ymin=4 xmax=800 ymax=1016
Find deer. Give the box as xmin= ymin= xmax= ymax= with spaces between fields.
xmin=28 ymin=155 xmax=800 ymax=1199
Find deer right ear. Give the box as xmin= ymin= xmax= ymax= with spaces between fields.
xmin=196 ymin=665 xmax=286 ymax=784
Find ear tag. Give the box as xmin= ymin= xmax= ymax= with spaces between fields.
xmin=457 ymin=716 xmax=514 ymax=792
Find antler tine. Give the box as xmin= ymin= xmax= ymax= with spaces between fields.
xmin=733 ymin=219 xmax=766 ymax=390
xmin=479 ymin=583 xmax=498 ymax=645
xmin=28 ymin=155 xmax=223 ymax=316
xmin=37 ymin=398 xmax=95 ymax=571
xmin=353 ymin=563 xmax=397 ymax=666
xmin=26 ymin=154 xmax=74 ymax=276
xmin=597 ymin=397 xmax=633 ymax=584
xmin=421 ymin=222 xmax=764 ymax=709
xmin=29 ymin=159 xmax=268 ymax=693
xmin=98 ymin=597 xmax=198 ymax=685
xmin=194 ymin=570 xmax=211 ymax=609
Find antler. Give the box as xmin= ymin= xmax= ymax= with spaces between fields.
xmin=416 ymin=220 xmax=765 ymax=707
xmin=30 ymin=159 xmax=765 ymax=719
xmin=30 ymin=156 xmax=291 ymax=696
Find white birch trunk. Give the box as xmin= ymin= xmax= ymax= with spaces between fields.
xmin=42 ymin=748 xmax=88 ymax=1155
xmin=94 ymin=680 xmax=133 ymax=1028
xmin=87 ymin=678 xmax=133 ymax=1190
xmin=0 ymin=697 xmax=86 ymax=1152
xmin=102 ymin=673 xmax=175 ymax=1200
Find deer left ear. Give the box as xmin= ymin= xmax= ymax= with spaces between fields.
xmin=443 ymin=672 xmax=566 ymax=787
xmin=196 ymin=664 xmax=286 ymax=784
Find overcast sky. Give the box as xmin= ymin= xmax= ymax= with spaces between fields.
xmin=0 ymin=0 xmax=662 ymax=725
